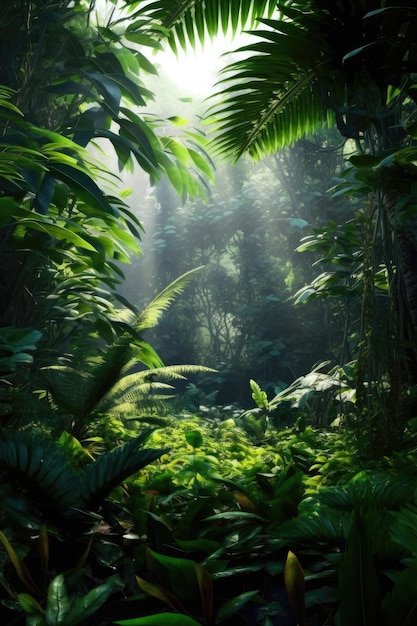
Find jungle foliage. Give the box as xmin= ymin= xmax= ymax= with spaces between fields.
xmin=2 ymin=1 xmax=417 ymax=625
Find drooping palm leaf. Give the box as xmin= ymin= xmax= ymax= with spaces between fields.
xmin=0 ymin=431 xmax=82 ymax=511
xmin=80 ymin=430 xmax=168 ymax=510
xmin=0 ymin=429 xmax=167 ymax=528
xmin=96 ymin=364 xmax=214 ymax=417
xmin=208 ymin=0 xmax=390 ymax=160
xmin=98 ymin=382 xmax=176 ymax=416
xmin=126 ymin=0 xmax=278 ymax=49
xmin=208 ymin=15 xmax=333 ymax=160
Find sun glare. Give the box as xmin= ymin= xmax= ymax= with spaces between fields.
xmin=155 ymin=42 xmax=227 ymax=97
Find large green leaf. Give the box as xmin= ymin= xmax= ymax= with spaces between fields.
xmin=45 ymin=574 xmax=71 ymax=626
xmin=65 ymin=575 xmax=124 ymax=626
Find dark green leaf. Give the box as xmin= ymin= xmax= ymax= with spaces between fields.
xmin=46 ymin=574 xmax=70 ymax=626
xmin=185 ymin=430 xmax=203 ymax=448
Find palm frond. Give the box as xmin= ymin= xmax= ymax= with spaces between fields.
xmin=315 ymin=474 xmax=416 ymax=512
xmin=130 ymin=0 xmax=277 ymax=48
xmin=125 ymin=364 xmax=214 ymax=381
xmin=277 ymin=509 xmax=351 ymax=547
xmin=80 ymin=430 xmax=167 ymax=509
xmin=0 ymin=431 xmax=82 ymax=511
xmin=98 ymin=380 xmax=175 ymax=412
xmin=98 ymin=366 xmax=214 ymax=407
xmin=311 ymin=472 xmax=417 ymax=513
xmin=0 ymin=430 xmax=167 ymax=528
xmin=135 ymin=266 xmax=204 ymax=331
xmin=208 ymin=18 xmax=333 ymax=160
xmin=390 ymin=504 xmax=417 ymax=557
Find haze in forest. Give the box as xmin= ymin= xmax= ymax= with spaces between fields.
xmin=120 ymin=38 xmax=348 ymax=408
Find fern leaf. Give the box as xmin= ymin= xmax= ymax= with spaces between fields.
xmin=135 ymin=267 xmax=204 ymax=331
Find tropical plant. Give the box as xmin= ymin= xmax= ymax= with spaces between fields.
xmin=0 ymin=426 xmax=167 ymax=622
xmin=271 ymin=470 xmax=417 ymax=626
xmin=16 ymin=572 xmax=124 ymax=626
xmin=0 ymin=429 xmax=167 ymax=533
xmin=36 ymin=268 xmax=214 ymax=439
xmin=0 ymin=1 xmax=218 ymax=430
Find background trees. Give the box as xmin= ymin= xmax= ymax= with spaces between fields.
xmin=204 ymin=0 xmax=417 ymax=449
xmin=124 ymin=129 xmax=356 ymax=406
